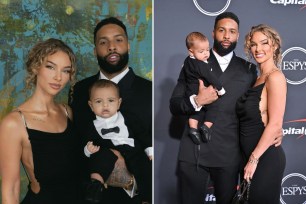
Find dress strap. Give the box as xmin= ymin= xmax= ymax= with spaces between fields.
xmin=62 ymin=104 xmax=70 ymax=119
xmin=265 ymin=69 xmax=279 ymax=80
xmin=15 ymin=109 xmax=28 ymax=128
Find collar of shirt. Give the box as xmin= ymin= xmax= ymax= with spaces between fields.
xmin=212 ymin=50 xmax=233 ymax=72
xmin=99 ymin=67 xmax=129 ymax=84
xmin=95 ymin=112 xmax=119 ymax=126
xmin=189 ymin=55 xmax=208 ymax=63
xmin=93 ymin=111 xmax=134 ymax=147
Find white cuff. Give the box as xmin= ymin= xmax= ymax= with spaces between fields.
xmin=84 ymin=146 xmax=92 ymax=157
xmin=190 ymin=94 xmax=202 ymax=111
xmin=217 ymin=87 xmax=226 ymax=96
xmin=123 ymin=178 xmax=138 ymax=198
xmin=144 ymin=147 xmax=153 ymax=157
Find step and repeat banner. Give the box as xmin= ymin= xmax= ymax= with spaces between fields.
xmin=154 ymin=1 xmax=306 ymax=204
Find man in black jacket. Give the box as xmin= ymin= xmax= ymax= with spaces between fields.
xmin=170 ymin=12 xmax=281 ymax=204
xmin=70 ymin=17 xmax=152 ymax=204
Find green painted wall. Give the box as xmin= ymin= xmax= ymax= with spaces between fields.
xmin=0 ymin=0 xmax=152 ymax=200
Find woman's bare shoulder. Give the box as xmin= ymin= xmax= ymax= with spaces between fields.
xmin=266 ymin=70 xmax=286 ymax=86
xmin=0 ymin=110 xmax=23 ymax=127
xmin=0 ymin=110 xmax=26 ymax=141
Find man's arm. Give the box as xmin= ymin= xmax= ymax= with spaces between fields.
xmin=106 ymin=149 xmax=134 ymax=190
xmin=169 ymin=69 xmax=218 ymax=116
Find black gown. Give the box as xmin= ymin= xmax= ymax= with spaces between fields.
xmin=19 ymin=111 xmax=81 ymax=204
xmin=236 ymin=83 xmax=286 ymax=204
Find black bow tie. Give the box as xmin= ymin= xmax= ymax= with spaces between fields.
xmin=101 ymin=126 xmax=120 ymax=135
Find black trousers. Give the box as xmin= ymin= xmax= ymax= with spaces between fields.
xmin=178 ymin=161 xmax=239 ymax=204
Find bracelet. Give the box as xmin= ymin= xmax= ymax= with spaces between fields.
xmin=194 ymin=96 xmax=200 ymax=107
xmin=249 ymin=153 xmax=259 ymax=165
xmin=251 ymin=153 xmax=259 ymax=161
xmin=124 ymin=175 xmax=135 ymax=190
xmin=248 ymin=158 xmax=258 ymax=165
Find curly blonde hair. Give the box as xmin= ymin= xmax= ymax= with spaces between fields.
xmin=25 ymin=38 xmax=77 ymax=90
xmin=244 ymin=24 xmax=282 ymax=68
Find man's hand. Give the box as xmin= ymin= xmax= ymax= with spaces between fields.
xmin=273 ymin=128 xmax=283 ymax=147
xmin=106 ymin=149 xmax=134 ymax=190
xmin=196 ymin=80 xmax=218 ymax=106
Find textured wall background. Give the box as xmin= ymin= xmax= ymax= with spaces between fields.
xmin=0 ymin=0 xmax=152 ymax=200
xmin=0 ymin=0 xmax=152 ymax=117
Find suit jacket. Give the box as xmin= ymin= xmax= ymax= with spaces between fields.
xmin=183 ymin=56 xmax=224 ymax=122
xmin=69 ymin=68 xmax=152 ymax=199
xmin=170 ymin=51 xmax=257 ymax=167
xmin=183 ymin=56 xmax=223 ymax=95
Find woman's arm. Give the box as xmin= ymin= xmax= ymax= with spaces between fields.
xmin=252 ymin=71 xmax=287 ymax=159
xmin=0 ymin=113 xmax=24 ymax=204
xmin=244 ymin=71 xmax=287 ymax=181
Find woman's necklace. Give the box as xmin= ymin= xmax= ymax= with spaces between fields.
xmin=32 ymin=116 xmax=46 ymax=122
xmin=260 ymin=69 xmax=279 ymax=77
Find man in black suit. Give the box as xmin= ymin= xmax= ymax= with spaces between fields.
xmin=69 ymin=17 xmax=152 ymax=204
xmin=170 ymin=12 xmax=263 ymax=204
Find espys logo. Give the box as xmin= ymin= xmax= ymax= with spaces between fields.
xmin=280 ymin=173 xmax=306 ymax=204
xmin=283 ymin=119 xmax=306 ymax=139
xmin=193 ymin=0 xmax=231 ymax=16
xmin=281 ymin=47 xmax=306 ymax=85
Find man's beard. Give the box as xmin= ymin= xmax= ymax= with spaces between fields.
xmin=97 ymin=52 xmax=129 ymax=74
xmin=213 ymin=39 xmax=237 ymax=56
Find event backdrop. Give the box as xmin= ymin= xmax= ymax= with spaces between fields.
xmin=0 ymin=0 xmax=152 ymax=200
xmin=154 ymin=1 xmax=306 ymax=204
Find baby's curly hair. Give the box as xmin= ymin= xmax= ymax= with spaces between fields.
xmin=244 ymin=24 xmax=282 ymax=68
xmin=25 ymin=38 xmax=77 ymax=90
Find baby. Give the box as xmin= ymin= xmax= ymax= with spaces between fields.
xmin=84 ymin=79 xmax=152 ymax=203
xmin=182 ymin=32 xmax=225 ymax=144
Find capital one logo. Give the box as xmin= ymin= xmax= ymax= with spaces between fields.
xmin=193 ymin=0 xmax=231 ymax=16
xmin=283 ymin=119 xmax=306 ymax=139
xmin=270 ymin=0 xmax=306 ymax=7
xmin=281 ymin=47 xmax=306 ymax=85
xmin=281 ymin=173 xmax=306 ymax=204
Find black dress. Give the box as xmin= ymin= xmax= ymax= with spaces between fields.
xmin=236 ymin=83 xmax=286 ymax=204
xmin=19 ymin=110 xmax=80 ymax=204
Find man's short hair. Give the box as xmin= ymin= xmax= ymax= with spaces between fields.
xmin=214 ymin=12 xmax=239 ymax=29
xmin=93 ymin=17 xmax=128 ymax=44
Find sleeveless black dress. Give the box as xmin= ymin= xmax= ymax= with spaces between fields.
xmin=20 ymin=111 xmax=80 ymax=204
xmin=236 ymin=83 xmax=286 ymax=204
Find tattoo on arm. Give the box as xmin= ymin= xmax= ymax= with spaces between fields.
xmin=105 ymin=156 xmax=134 ymax=190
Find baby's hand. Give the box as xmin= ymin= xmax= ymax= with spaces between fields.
xmin=87 ymin=141 xmax=100 ymax=153
xmin=148 ymin=155 xmax=153 ymax=161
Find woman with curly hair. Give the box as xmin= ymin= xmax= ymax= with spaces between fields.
xmin=0 ymin=38 xmax=81 ymax=204
xmin=236 ymin=24 xmax=286 ymax=204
